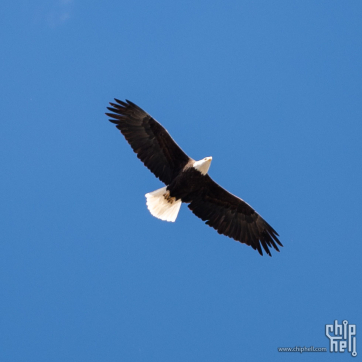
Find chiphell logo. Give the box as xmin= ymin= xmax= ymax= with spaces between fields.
xmin=326 ymin=320 xmax=357 ymax=357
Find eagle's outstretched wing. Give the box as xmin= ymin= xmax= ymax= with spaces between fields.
xmin=188 ymin=175 xmax=282 ymax=256
xmin=106 ymin=99 xmax=191 ymax=185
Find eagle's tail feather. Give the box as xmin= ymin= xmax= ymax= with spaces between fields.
xmin=145 ymin=186 xmax=182 ymax=222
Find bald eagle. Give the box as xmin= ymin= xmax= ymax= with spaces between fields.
xmin=106 ymin=99 xmax=282 ymax=256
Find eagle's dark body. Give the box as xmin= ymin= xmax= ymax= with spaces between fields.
xmin=167 ymin=163 xmax=203 ymax=202
xmin=106 ymin=99 xmax=282 ymax=256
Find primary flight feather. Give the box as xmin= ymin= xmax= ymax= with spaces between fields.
xmin=106 ymin=99 xmax=282 ymax=256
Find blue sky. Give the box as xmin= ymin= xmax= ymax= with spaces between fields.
xmin=1 ymin=1 xmax=361 ymax=361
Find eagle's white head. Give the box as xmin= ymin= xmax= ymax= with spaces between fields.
xmin=193 ymin=157 xmax=212 ymax=175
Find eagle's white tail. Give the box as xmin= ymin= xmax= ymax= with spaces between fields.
xmin=145 ymin=186 xmax=182 ymax=222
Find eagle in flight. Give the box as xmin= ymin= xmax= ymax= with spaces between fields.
xmin=106 ymin=99 xmax=282 ymax=256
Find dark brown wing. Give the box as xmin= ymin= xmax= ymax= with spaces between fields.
xmin=188 ymin=175 xmax=282 ymax=256
xmin=106 ymin=99 xmax=191 ymax=185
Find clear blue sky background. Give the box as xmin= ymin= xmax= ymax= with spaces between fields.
xmin=1 ymin=1 xmax=361 ymax=361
